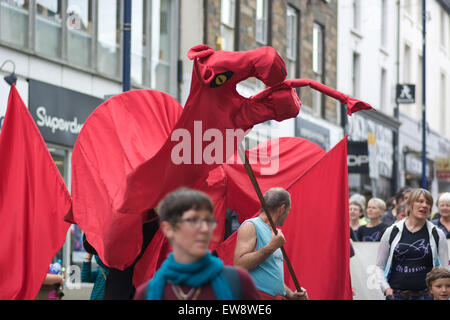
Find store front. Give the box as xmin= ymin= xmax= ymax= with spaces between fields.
xmin=347 ymin=111 xmax=399 ymax=201
xmin=28 ymin=79 xmax=103 ymax=271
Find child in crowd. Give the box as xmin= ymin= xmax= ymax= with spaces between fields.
xmin=356 ymin=197 xmax=388 ymax=242
xmin=426 ymin=267 xmax=450 ymax=300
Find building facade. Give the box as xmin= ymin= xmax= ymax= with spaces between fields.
xmin=0 ymin=0 xmax=180 ymax=271
xmin=397 ymin=0 xmax=450 ymax=195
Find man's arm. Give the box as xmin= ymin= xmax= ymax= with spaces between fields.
xmin=234 ymin=221 xmax=285 ymax=270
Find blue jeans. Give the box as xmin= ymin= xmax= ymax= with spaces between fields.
xmin=386 ymin=294 xmax=434 ymax=300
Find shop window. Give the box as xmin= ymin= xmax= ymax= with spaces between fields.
xmin=67 ymin=0 xmax=93 ymax=69
xmin=97 ymin=0 xmax=120 ymax=78
xmin=0 ymin=0 xmax=29 ymax=48
xmin=35 ymin=0 xmax=63 ymax=58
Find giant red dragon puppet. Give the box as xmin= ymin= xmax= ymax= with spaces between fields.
xmin=66 ymin=45 xmax=373 ymax=299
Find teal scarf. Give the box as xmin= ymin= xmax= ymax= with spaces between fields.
xmin=146 ymin=252 xmax=234 ymax=300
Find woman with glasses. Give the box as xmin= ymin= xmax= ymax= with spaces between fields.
xmin=134 ymin=188 xmax=260 ymax=300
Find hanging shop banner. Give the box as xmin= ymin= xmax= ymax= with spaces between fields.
xmin=347 ymin=141 xmax=369 ymax=174
xmin=29 ymin=79 xmax=103 ymax=147
xmin=436 ymin=157 xmax=450 ymax=180
xmin=349 ymin=114 xmax=393 ymax=179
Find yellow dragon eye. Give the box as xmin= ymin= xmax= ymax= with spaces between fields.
xmin=210 ymin=71 xmax=233 ymax=88
xmin=215 ymin=74 xmax=228 ymax=86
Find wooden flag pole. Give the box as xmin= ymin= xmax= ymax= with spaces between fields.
xmin=237 ymin=144 xmax=302 ymax=293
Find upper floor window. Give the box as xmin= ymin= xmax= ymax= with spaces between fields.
xmin=220 ymin=0 xmax=235 ymax=50
xmin=35 ymin=0 xmax=63 ymax=58
xmin=380 ymin=0 xmax=387 ymax=47
xmin=0 ymin=0 xmax=29 ymax=47
xmin=97 ymin=0 xmax=120 ymax=78
xmin=286 ymin=5 xmax=298 ymax=79
xmin=312 ymin=22 xmax=324 ymax=115
xmin=67 ymin=0 xmax=93 ymax=69
xmin=256 ymin=0 xmax=268 ymax=45
xmin=352 ymin=0 xmax=360 ymax=31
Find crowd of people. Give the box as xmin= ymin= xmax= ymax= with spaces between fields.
xmin=349 ymin=187 xmax=449 ymax=300
xmin=37 ymin=186 xmax=449 ymax=301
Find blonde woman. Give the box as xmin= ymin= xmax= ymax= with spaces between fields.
xmin=375 ymin=189 xmax=449 ymax=300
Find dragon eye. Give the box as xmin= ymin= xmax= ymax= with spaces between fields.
xmin=210 ymin=71 xmax=234 ymax=88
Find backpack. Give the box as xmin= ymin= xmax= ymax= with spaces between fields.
xmin=388 ymin=224 xmax=440 ymax=250
xmin=222 ymin=266 xmax=243 ymax=300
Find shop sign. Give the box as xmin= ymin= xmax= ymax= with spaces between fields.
xmin=29 ymin=79 xmax=103 ymax=147
xmin=349 ymin=115 xmax=393 ymax=179
xmin=436 ymin=157 xmax=450 ymax=180
xmin=405 ymin=154 xmax=433 ymax=179
xmin=347 ymin=141 xmax=369 ymax=174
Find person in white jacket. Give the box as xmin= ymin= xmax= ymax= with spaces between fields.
xmin=375 ymin=188 xmax=449 ymax=300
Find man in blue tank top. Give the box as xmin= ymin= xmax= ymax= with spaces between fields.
xmin=234 ymin=187 xmax=308 ymax=300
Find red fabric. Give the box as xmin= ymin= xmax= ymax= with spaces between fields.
xmin=215 ymin=137 xmax=352 ymax=300
xmin=70 ymin=90 xmax=183 ymax=269
xmin=0 ymin=85 xmax=72 ymax=299
xmin=70 ymin=45 xmax=370 ymax=288
xmin=117 ymin=45 xmax=300 ymax=216
xmin=285 ymin=79 xmax=374 ymax=115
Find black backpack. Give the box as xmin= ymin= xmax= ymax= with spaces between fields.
xmin=388 ymin=225 xmax=440 ymax=250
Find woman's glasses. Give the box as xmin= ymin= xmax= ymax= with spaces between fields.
xmin=178 ymin=217 xmax=218 ymax=230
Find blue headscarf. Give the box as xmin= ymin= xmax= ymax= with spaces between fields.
xmin=146 ymin=252 xmax=234 ymax=300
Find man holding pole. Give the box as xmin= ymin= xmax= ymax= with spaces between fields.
xmin=234 ymin=187 xmax=308 ymax=300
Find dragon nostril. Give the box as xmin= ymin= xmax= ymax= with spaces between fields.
xmin=203 ymin=69 xmax=212 ymax=81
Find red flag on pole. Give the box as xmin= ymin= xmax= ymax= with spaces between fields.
xmin=0 ymin=85 xmax=72 ymax=300
xmin=216 ymin=136 xmax=352 ymax=300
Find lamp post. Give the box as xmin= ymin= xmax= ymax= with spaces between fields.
xmin=0 ymin=60 xmax=17 ymax=86
xmin=123 ymin=0 xmax=132 ymax=92
xmin=421 ymin=0 xmax=427 ymax=189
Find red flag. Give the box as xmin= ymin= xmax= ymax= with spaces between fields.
xmin=0 ymin=85 xmax=72 ymax=300
xmin=216 ymin=136 xmax=352 ymax=300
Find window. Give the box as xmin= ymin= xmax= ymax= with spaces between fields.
xmin=380 ymin=0 xmax=387 ymax=47
xmin=416 ymin=56 xmax=423 ymax=118
xmin=352 ymin=52 xmax=360 ymax=98
xmin=0 ymin=0 xmax=29 ymax=47
xmin=440 ymin=9 xmax=446 ymax=48
xmin=312 ymin=23 xmax=324 ymax=114
xmin=36 ymin=0 xmax=63 ymax=58
xmin=256 ymin=0 xmax=268 ymax=45
xmin=286 ymin=5 xmax=298 ymax=79
xmin=67 ymin=0 xmax=93 ymax=68
xmin=131 ymin=0 xmax=147 ymax=85
xmin=404 ymin=0 xmax=412 ymax=17
xmin=440 ymin=73 xmax=446 ymax=134
xmin=97 ymin=0 xmax=120 ymax=78
xmin=380 ymin=68 xmax=387 ymax=111
xmin=352 ymin=0 xmax=360 ymax=31
xmin=220 ymin=0 xmax=235 ymax=51
xmin=403 ymin=44 xmax=411 ymax=82
xmin=150 ymin=0 xmax=172 ymax=92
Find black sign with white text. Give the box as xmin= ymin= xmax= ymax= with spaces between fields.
xmin=347 ymin=141 xmax=369 ymax=174
xmin=29 ymin=79 xmax=103 ymax=147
